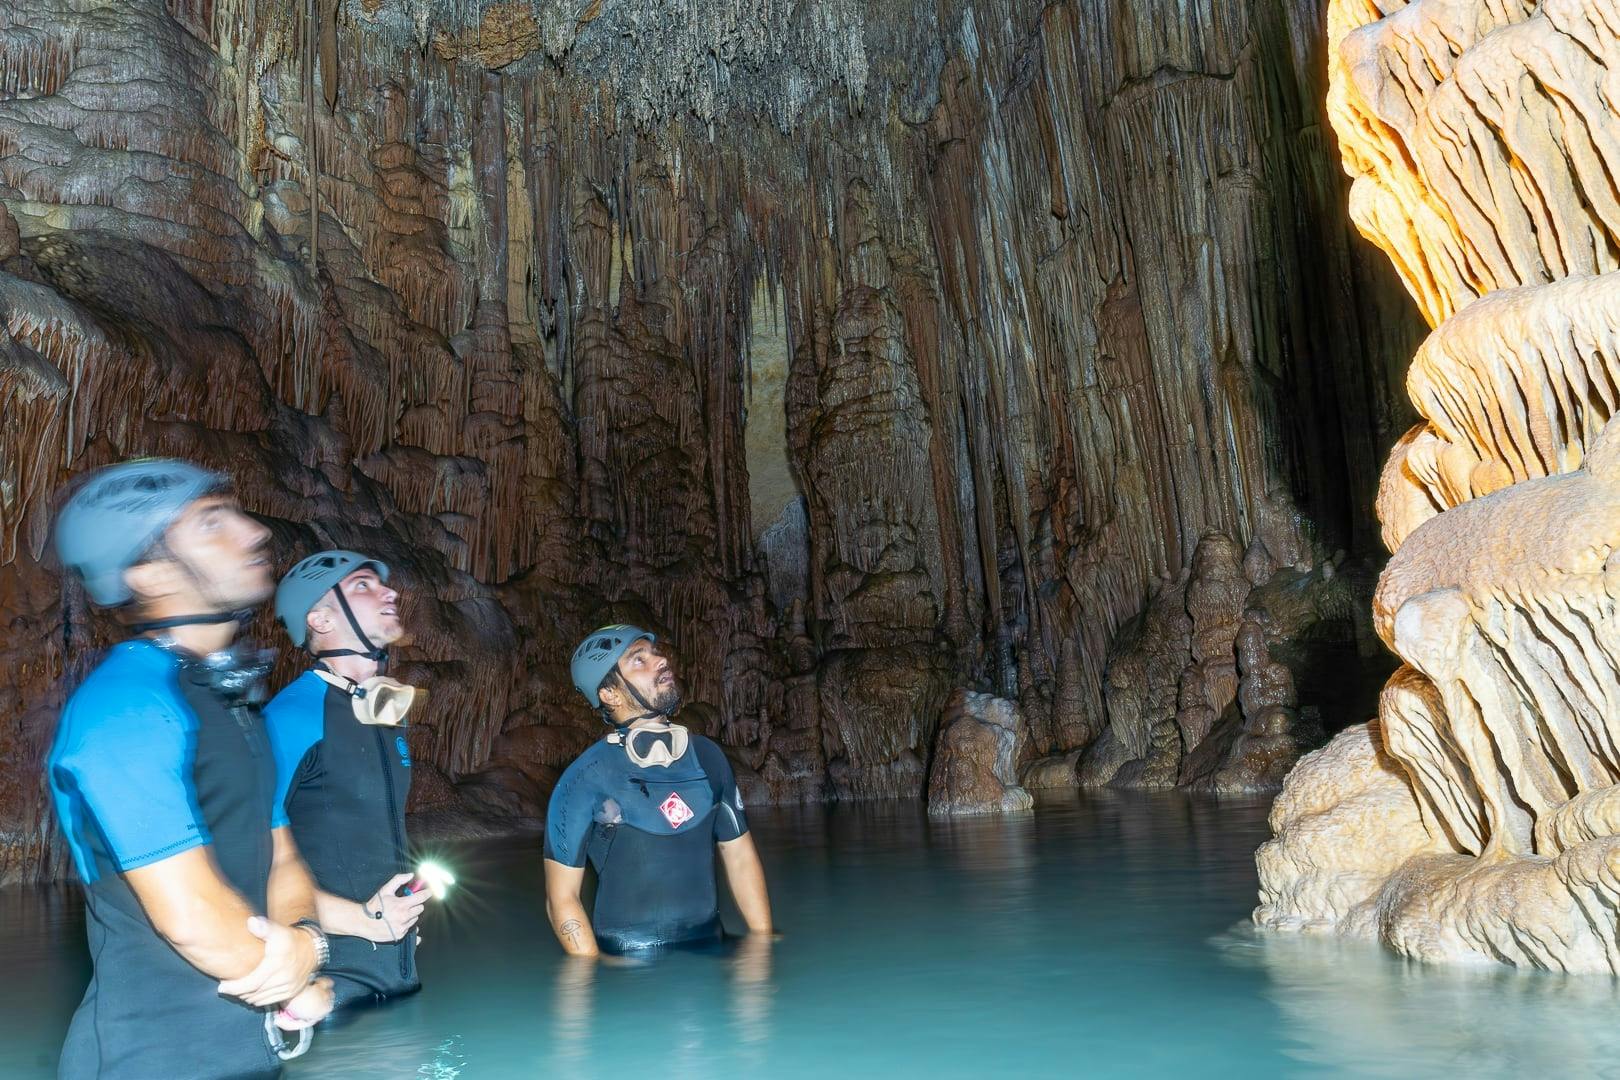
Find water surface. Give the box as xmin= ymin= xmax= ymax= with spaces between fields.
xmin=6 ymin=793 xmax=1620 ymax=1078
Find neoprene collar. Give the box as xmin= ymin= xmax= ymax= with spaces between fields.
xmin=146 ymin=634 xmax=274 ymax=707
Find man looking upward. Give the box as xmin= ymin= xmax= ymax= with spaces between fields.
xmin=544 ymin=626 xmax=773 ymax=956
xmin=48 ymin=460 xmax=332 ymax=1080
xmin=265 ymin=551 xmax=426 ymax=1009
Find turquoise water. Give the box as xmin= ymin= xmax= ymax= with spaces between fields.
xmin=6 ymin=792 xmax=1620 ymax=1078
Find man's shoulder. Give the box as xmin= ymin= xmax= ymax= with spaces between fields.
xmin=54 ymin=643 xmax=188 ymax=764
xmin=263 ymin=671 xmax=327 ymax=755
xmin=688 ymin=732 xmax=723 ymax=753
xmin=554 ymin=736 xmax=617 ymax=786
xmin=264 ymin=670 xmax=327 ymax=719
xmin=687 ymin=733 xmax=731 ymax=772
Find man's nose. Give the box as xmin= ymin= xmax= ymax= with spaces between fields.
xmin=243 ymin=516 xmax=271 ymax=550
xmin=382 ymin=586 xmax=399 ymax=603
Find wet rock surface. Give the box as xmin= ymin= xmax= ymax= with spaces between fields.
xmin=0 ymin=0 xmax=1420 ymax=882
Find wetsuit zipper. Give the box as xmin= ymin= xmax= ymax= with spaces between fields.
xmin=224 ymin=698 xmax=262 ymax=753
xmin=372 ymin=727 xmax=410 ymax=979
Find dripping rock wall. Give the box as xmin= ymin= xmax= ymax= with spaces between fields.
xmin=0 ymin=0 xmax=1421 ymax=882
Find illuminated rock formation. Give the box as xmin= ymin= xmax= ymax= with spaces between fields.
xmin=1257 ymin=0 xmax=1620 ymax=973
xmin=0 ymin=0 xmax=1418 ymax=883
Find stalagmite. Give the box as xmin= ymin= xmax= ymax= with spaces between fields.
xmin=927 ymin=691 xmax=1034 ymax=816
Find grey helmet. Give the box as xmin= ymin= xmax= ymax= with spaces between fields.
xmin=570 ymin=624 xmax=656 ymax=707
xmin=276 ymin=550 xmax=391 ymax=655
xmin=54 ymin=459 xmax=226 ymax=606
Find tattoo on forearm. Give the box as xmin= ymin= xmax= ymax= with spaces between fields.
xmin=560 ymin=918 xmax=583 ymax=949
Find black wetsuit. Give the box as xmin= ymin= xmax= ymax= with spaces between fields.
xmin=265 ymin=672 xmax=417 ymax=1007
xmin=48 ymin=642 xmax=282 ymax=1080
xmin=544 ymin=733 xmax=749 ymax=953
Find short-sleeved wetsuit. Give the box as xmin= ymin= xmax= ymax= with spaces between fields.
xmin=544 ymin=733 xmax=749 ymax=953
xmin=48 ymin=641 xmax=282 ymax=1080
xmin=264 ymin=671 xmax=416 ymax=1006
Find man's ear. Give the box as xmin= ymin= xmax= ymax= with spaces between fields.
xmin=597 ymin=683 xmax=623 ymax=713
xmin=122 ymin=558 xmax=181 ymax=606
xmin=305 ymin=604 xmax=336 ymax=641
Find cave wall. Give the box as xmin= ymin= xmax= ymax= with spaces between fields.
xmin=0 ymin=0 xmax=1421 ymax=882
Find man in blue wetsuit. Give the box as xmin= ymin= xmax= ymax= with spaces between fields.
xmin=544 ymin=625 xmax=774 ymax=956
xmin=265 ymin=550 xmax=427 ymax=1008
xmin=47 ymin=460 xmax=334 ymax=1080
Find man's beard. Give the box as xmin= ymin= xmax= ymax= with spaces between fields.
xmin=649 ymin=679 xmax=684 ymax=716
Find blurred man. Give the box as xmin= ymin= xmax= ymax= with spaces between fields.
xmin=48 ymin=460 xmax=332 ymax=1080
xmin=265 ymin=551 xmax=425 ymax=1008
xmin=544 ymin=625 xmax=773 ymax=956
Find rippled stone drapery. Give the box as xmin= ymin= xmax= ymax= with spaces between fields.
xmin=0 ymin=0 xmax=1417 ymax=883
xmin=1255 ymin=0 xmax=1620 ymax=973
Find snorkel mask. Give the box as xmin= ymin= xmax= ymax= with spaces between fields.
xmin=313 ymin=669 xmax=423 ymax=726
xmin=608 ymin=719 xmax=691 ymax=768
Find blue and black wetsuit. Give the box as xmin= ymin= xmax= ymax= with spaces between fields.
xmin=264 ymin=671 xmax=416 ymax=1007
xmin=544 ymin=734 xmax=750 ymax=953
xmin=48 ymin=641 xmax=282 ymax=1080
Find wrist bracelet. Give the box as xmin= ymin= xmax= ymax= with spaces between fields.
xmin=292 ymin=919 xmax=330 ymax=970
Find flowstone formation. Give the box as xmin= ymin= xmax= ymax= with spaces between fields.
xmin=0 ymin=0 xmax=1419 ymax=883
xmin=1256 ymin=0 xmax=1620 ymax=973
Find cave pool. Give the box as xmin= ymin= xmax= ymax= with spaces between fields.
xmin=4 ymin=792 xmax=1617 ymax=1078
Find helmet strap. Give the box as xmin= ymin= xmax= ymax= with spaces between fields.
xmin=598 ymin=672 xmax=663 ymax=726
xmin=129 ymin=609 xmax=256 ymax=634
xmin=310 ymin=584 xmax=388 ymax=669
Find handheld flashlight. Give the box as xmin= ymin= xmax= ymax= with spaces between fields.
xmin=396 ymin=860 xmax=455 ymax=899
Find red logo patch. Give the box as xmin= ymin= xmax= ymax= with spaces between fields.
xmin=659 ymin=791 xmax=695 ymax=829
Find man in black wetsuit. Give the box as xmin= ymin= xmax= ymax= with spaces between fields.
xmin=543 ymin=625 xmax=774 ymax=956
xmin=47 ymin=460 xmax=334 ymax=1080
xmin=265 ymin=550 xmax=427 ymax=1008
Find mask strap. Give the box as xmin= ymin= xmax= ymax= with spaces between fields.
xmin=313 ymin=665 xmax=363 ymax=697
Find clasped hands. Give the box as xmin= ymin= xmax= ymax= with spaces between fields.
xmin=216 ymin=916 xmax=333 ymax=1029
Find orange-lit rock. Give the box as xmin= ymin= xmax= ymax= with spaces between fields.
xmin=927 ymin=691 xmax=1034 ymax=816
xmin=1258 ymin=0 xmax=1620 ymax=973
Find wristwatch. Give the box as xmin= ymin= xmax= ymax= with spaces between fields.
xmin=292 ymin=919 xmax=330 ymax=970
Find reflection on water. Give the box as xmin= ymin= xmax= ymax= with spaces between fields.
xmin=6 ymin=792 xmax=1620 ymax=1077
xmin=1222 ymin=926 xmax=1620 ymax=1077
